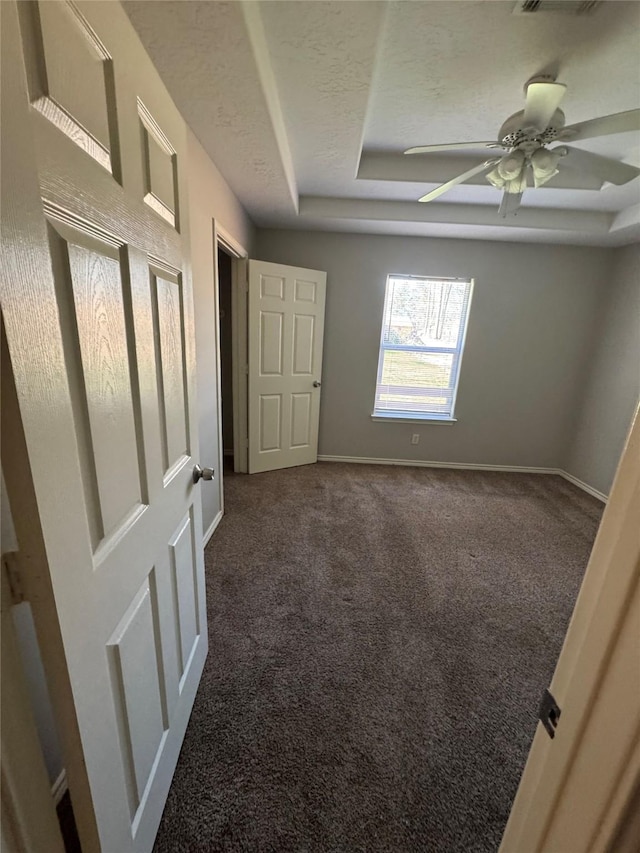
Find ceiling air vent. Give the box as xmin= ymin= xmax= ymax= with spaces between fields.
xmin=513 ymin=0 xmax=602 ymax=14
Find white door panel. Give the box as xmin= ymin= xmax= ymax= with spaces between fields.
xmin=291 ymin=393 xmax=312 ymax=447
xmin=1 ymin=3 xmax=208 ymax=851
xmin=500 ymin=410 xmax=640 ymax=851
xmin=248 ymin=260 xmax=326 ymax=474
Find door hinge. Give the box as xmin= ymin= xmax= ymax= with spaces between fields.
xmin=2 ymin=551 xmax=25 ymax=605
xmin=539 ymin=688 xmax=561 ymax=738
xmin=244 ymin=364 xmax=249 ymax=375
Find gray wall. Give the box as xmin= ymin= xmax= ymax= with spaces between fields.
xmin=564 ymin=244 xmax=640 ymax=495
xmin=255 ymin=229 xmax=611 ymax=469
xmin=187 ymin=130 xmax=254 ymax=537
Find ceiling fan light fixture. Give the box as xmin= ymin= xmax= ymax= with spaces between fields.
xmin=530 ymin=147 xmax=563 ymax=187
xmin=497 ymin=149 xmax=526 ymax=179
xmin=487 ymin=151 xmax=528 ymax=194
xmin=486 ymin=165 xmax=528 ymax=194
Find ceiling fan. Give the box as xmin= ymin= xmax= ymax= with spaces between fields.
xmin=404 ymin=77 xmax=640 ymax=217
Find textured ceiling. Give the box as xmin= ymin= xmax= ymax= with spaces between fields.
xmin=124 ymin=0 xmax=640 ymax=245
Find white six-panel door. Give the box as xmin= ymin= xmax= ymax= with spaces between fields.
xmin=248 ymin=260 xmax=327 ymax=474
xmin=1 ymin=2 xmax=208 ymax=851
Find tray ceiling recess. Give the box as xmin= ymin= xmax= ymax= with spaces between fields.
xmin=124 ymin=0 xmax=640 ymax=245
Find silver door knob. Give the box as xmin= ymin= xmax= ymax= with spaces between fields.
xmin=313 ymin=380 xmax=321 ymax=387
xmin=193 ymin=464 xmax=215 ymax=484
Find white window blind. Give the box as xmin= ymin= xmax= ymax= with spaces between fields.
xmin=373 ymin=275 xmax=473 ymax=420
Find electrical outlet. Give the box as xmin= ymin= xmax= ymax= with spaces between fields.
xmin=411 ymin=434 xmax=419 ymax=445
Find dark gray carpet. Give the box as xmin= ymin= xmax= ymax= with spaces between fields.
xmin=154 ymin=463 xmax=602 ymax=853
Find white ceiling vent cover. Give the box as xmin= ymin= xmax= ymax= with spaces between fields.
xmin=513 ymin=0 xmax=602 ymax=14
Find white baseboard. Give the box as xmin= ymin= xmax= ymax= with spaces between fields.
xmin=317 ymin=454 xmax=556 ymax=475
xmin=317 ymin=455 xmax=608 ymax=503
xmin=558 ymin=470 xmax=607 ymax=503
xmin=51 ymin=769 xmax=67 ymax=806
xmin=203 ymin=509 xmax=224 ymax=547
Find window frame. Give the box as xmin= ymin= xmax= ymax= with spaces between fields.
xmin=372 ymin=274 xmax=474 ymax=423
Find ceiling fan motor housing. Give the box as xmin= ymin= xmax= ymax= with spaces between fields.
xmin=499 ymin=109 xmax=566 ymax=149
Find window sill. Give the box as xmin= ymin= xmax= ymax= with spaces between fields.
xmin=371 ymin=414 xmax=457 ymax=425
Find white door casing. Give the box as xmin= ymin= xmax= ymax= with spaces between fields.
xmin=1 ymin=467 xmax=65 ymax=853
xmin=231 ymin=255 xmax=250 ymax=475
xmin=248 ymin=260 xmax=327 ymax=474
xmin=1 ymin=2 xmax=208 ymax=851
xmin=1 ymin=559 xmax=66 ymax=853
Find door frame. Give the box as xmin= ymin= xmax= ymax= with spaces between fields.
xmin=1 ymin=561 xmax=66 ymax=853
xmin=212 ymin=222 xmax=249 ymax=484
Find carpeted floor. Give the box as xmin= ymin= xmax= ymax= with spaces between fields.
xmin=154 ymin=463 xmax=602 ymax=853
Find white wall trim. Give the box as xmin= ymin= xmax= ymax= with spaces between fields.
xmin=51 ymin=769 xmax=67 ymax=807
xmin=231 ymin=257 xmax=249 ymax=474
xmin=317 ymin=454 xmax=556 ymax=474
xmin=558 ymin=470 xmax=608 ymax=503
xmin=203 ymin=509 xmax=224 ymax=548
xmin=317 ymin=455 xmax=608 ymax=502
xmin=216 ymin=223 xmax=248 ymax=261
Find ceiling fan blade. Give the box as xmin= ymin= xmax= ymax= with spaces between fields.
xmin=560 ymin=146 xmax=640 ymax=185
xmin=418 ymin=159 xmax=501 ymax=202
xmin=405 ymin=142 xmax=505 ymax=155
xmin=561 ymin=109 xmax=640 ymax=142
xmin=522 ymin=82 xmax=567 ymax=132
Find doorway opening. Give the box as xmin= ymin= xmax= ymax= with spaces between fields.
xmin=212 ymin=224 xmax=249 ymax=488
xmin=217 ymin=245 xmax=234 ymax=474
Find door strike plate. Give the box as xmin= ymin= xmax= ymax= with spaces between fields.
xmin=539 ymin=688 xmax=561 ymax=739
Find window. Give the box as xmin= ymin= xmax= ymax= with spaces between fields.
xmin=373 ymin=274 xmax=473 ymax=421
